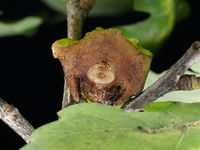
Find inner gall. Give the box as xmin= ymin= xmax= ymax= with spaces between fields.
xmin=97 ymin=72 xmax=106 ymax=79
xmin=87 ymin=63 xmax=115 ymax=87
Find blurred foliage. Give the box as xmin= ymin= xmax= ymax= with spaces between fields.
xmin=41 ymin=0 xmax=190 ymax=53
xmin=117 ymin=0 xmax=190 ymax=53
xmin=174 ymin=0 xmax=190 ymax=22
xmin=0 ymin=16 xmax=43 ymax=37
xmin=0 ymin=10 xmax=3 ymax=16
xmin=41 ymin=0 xmax=133 ymax=17
xmin=0 ymin=0 xmax=189 ymax=54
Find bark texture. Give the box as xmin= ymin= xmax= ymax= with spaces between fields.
xmin=0 ymin=98 xmax=34 ymax=143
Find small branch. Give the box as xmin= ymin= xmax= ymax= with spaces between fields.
xmin=122 ymin=41 xmax=200 ymax=110
xmin=0 ymin=98 xmax=34 ymax=143
xmin=66 ymin=0 xmax=95 ymax=39
xmin=62 ymin=0 xmax=95 ymax=108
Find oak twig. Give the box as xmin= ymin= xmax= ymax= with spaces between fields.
xmin=122 ymin=41 xmax=200 ymax=111
xmin=62 ymin=0 xmax=95 ymax=108
xmin=67 ymin=0 xmax=95 ymax=40
xmin=0 ymin=98 xmax=34 ymax=143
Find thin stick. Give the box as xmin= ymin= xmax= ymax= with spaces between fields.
xmin=67 ymin=0 xmax=95 ymax=39
xmin=0 ymin=98 xmax=34 ymax=143
xmin=122 ymin=41 xmax=200 ymax=110
xmin=62 ymin=0 xmax=95 ymax=108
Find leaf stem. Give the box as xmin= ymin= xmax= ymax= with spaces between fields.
xmin=122 ymin=41 xmax=200 ymax=110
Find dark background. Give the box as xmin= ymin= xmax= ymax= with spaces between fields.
xmin=0 ymin=1 xmax=199 ymax=149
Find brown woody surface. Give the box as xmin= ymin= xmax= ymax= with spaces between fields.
xmin=53 ymin=29 xmax=152 ymax=106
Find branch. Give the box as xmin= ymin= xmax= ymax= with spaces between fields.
xmin=62 ymin=0 xmax=95 ymax=108
xmin=122 ymin=41 xmax=200 ymax=111
xmin=67 ymin=0 xmax=95 ymax=40
xmin=0 ymin=98 xmax=34 ymax=143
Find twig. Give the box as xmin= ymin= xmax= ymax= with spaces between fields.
xmin=0 ymin=98 xmax=34 ymax=143
xmin=67 ymin=0 xmax=95 ymax=39
xmin=122 ymin=41 xmax=200 ymax=111
xmin=62 ymin=0 xmax=95 ymax=108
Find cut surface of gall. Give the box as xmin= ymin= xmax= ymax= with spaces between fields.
xmin=87 ymin=63 xmax=115 ymax=88
xmin=52 ymin=28 xmax=152 ymax=106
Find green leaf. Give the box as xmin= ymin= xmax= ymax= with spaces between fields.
xmin=144 ymin=71 xmax=200 ymax=103
xmin=41 ymin=0 xmax=133 ymax=17
xmin=116 ymin=0 xmax=189 ymax=53
xmin=0 ymin=16 xmax=43 ymax=37
xmin=21 ymin=102 xmax=200 ymax=150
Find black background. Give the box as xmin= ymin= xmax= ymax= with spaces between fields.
xmin=0 ymin=1 xmax=199 ymax=149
